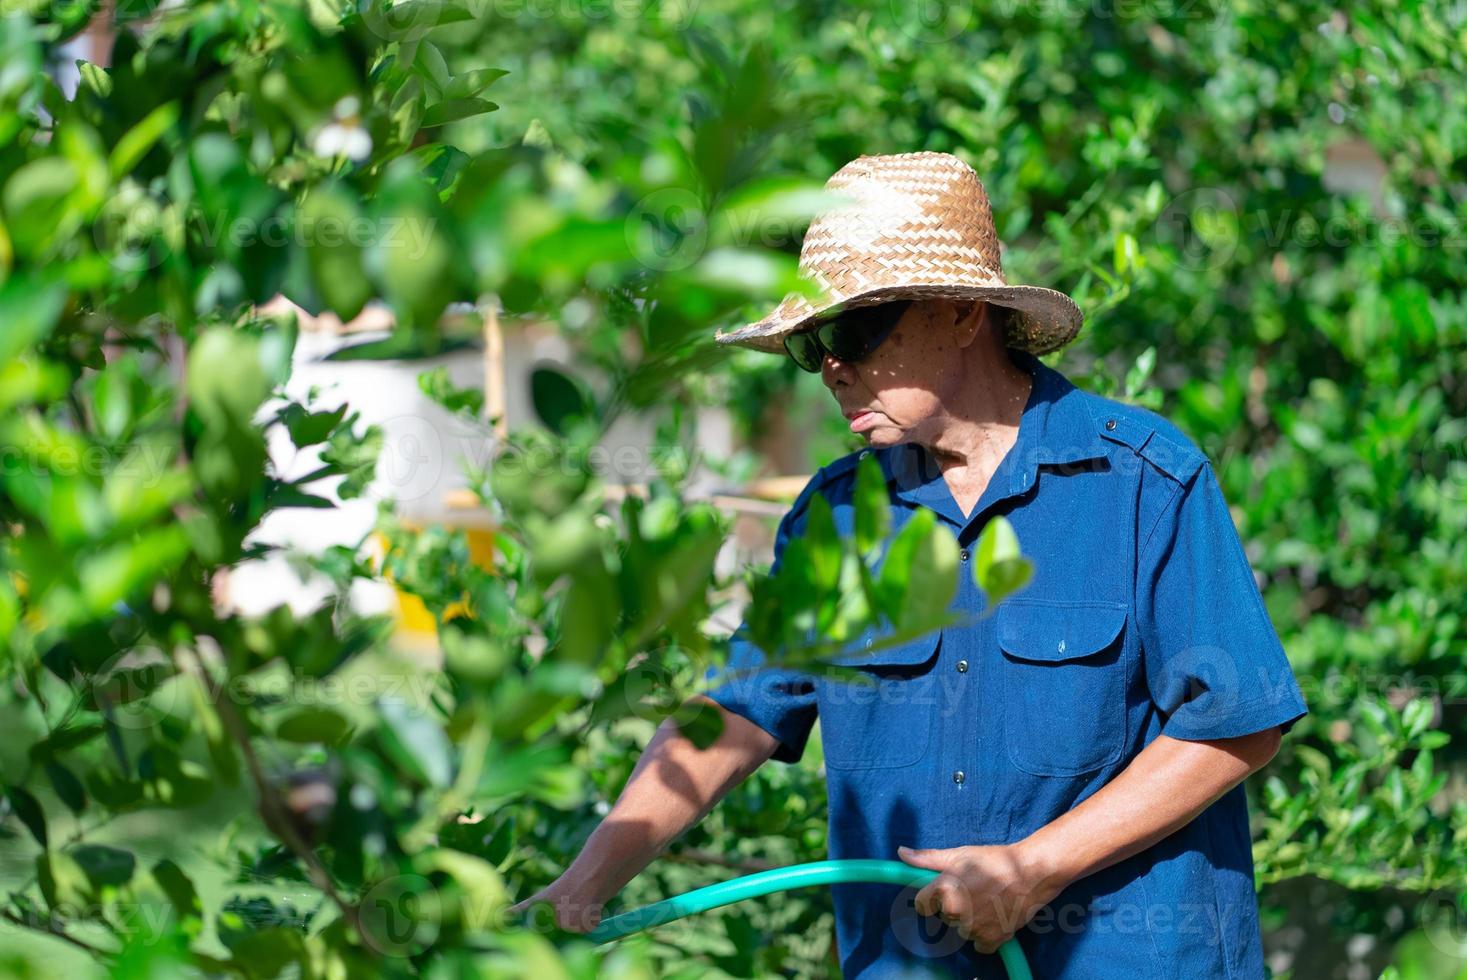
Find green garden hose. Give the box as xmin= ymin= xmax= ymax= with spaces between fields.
xmin=585 ymin=858 xmax=1033 ymax=979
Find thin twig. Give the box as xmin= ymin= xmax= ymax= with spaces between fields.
xmin=1 ymin=909 xmax=115 ymax=959
xmin=181 ymin=647 xmax=368 ymax=949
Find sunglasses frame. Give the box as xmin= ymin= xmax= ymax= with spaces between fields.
xmin=783 ymin=300 xmax=912 ymax=373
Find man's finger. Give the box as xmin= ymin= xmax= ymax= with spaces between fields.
xmin=973 ymin=937 xmax=1003 ymax=956
xmin=934 ymin=886 xmax=969 ymax=926
xmin=913 ymin=879 xmax=942 ymax=917
xmin=915 ymin=877 xmax=968 ymax=922
xmin=897 ymin=844 xmax=951 ymax=872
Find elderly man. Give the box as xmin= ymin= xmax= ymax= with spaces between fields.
xmin=511 ymin=152 xmax=1309 ymax=978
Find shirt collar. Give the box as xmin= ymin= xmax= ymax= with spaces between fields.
xmin=873 ymin=348 xmax=1109 ymax=530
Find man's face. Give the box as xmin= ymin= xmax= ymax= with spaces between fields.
xmin=820 ymin=298 xmax=986 ymax=447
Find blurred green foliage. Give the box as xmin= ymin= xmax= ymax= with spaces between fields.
xmin=463 ymin=3 xmax=1467 ymax=975
xmin=0 ymin=0 xmax=1463 ymax=978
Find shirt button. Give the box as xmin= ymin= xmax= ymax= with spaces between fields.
xmin=859 ymin=449 xmax=871 ymax=459
xmin=1105 ymin=418 xmax=1118 ymax=431
xmin=952 ymin=770 xmax=966 ymax=784
xmin=865 ymin=637 xmax=873 ymax=650
xmin=1058 ymin=639 xmax=1067 ymax=654
xmin=959 ymin=549 xmax=970 ymax=562
xmin=956 ymin=659 xmax=969 ymax=673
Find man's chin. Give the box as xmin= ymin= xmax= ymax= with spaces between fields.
xmin=859 ymin=428 xmax=903 ymax=448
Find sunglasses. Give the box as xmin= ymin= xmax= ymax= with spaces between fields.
xmin=783 ymin=300 xmax=912 ymax=373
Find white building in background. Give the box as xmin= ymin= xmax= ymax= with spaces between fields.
xmin=223 ymin=299 xmax=747 ymax=629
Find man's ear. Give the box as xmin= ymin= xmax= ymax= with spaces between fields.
xmin=953 ymin=299 xmax=988 ymax=347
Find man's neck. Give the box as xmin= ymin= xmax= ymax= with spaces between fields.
xmin=925 ymin=349 xmax=1033 ymax=477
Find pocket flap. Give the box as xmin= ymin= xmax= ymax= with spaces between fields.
xmin=998 ymin=600 xmax=1127 ymax=663
xmin=819 ymin=621 xmax=943 ymax=669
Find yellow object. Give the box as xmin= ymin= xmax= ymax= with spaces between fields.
xmin=377 ymin=523 xmax=498 ymax=639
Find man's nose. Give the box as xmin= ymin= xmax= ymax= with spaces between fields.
xmin=821 ymin=352 xmax=854 ymax=388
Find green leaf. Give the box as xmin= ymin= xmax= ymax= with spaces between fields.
xmin=37 ymin=851 xmax=89 ymax=912
xmin=282 ymin=403 xmax=348 ymax=449
xmin=320 ymin=416 xmax=383 ymax=500
xmin=4 ymin=786 xmax=47 ymax=847
xmin=109 ymin=101 xmax=178 ymax=180
xmin=418 ymin=364 xmax=484 ymax=416
xmin=0 ymin=274 xmax=68 ymax=364
xmin=559 ymin=567 xmax=617 ymax=668
xmin=3 ymin=159 xmax=79 ymax=255
xmin=86 ymin=767 xmax=144 ymax=808
xmin=150 ymin=859 xmax=202 ymax=935
xmin=44 ymin=763 xmax=86 ymax=814
xmin=366 ymin=165 xmax=458 ymax=331
xmin=78 ymin=60 xmax=111 ymax=98
xmin=877 ymin=510 xmax=958 ymax=628
xmin=186 ymin=676 xmax=238 ymax=787
xmin=1113 ymin=231 xmax=1142 ymax=275
xmin=483 ymin=815 xmax=516 ymax=867
xmin=187 ymin=327 xmax=270 ymax=429
xmin=414 ymin=849 xmax=509 ymax=932
xmin=853 ymin=453 xmax=890 ymax=555
xmin=140 ymin=745 xmax=214 ymax=808
xmin=421 ymin=97 xmax=498 ymax=128
xmin=268 ymin=483 xmax=335 ymax=509
xmin=525 ymin=509 xmax=602 ymax=584
xmin=414 ymin=40 xmax=452 ymax=95
xmin=1402 ymin=698 xmax=1434 ymax=739
xmin=802 ymin=493 xmax=842 ymax=594
xmin=276 ymin=707 xmax=353 ymax=745
xmin=69 ymin=843 xmax=136 ymax=891
xmin=711 ymin=178 xmax=840 ymax=246
xmin=441 ymin=624 xmax=512 ymax=685
xmin=378 ymin=697 xmax=453 ymax=788
xmin=299 ymin=183 xmax=374 ymax=322
xmin=444 ymin=68 xmax=509 ymax=100
xmin=974 ymin=515 xmax=1032 ymax=604
xmin=1124 ymin=347 xmax=1157 ymax=399
xmin=321 ymin=331 xmax=477 ymax=361
xmin=29 ymin=723 xmax=105 ymax=762
xmin=79 ymin=526 xmax=191 ymax=616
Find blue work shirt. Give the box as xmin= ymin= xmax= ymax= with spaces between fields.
xmin=702 ymin=348 xmax=1309 ymax=978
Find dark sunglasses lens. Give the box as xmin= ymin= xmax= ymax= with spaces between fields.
xmin=784 ymin=332 xmax=823 ymax=372
xmin=822 ymin=301 xmax=909 ymax=361
xmin=822 ymin=319 xmax=871 ymax=361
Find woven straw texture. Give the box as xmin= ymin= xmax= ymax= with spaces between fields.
xmin=715 ymin=151 xmax=1084 ymax=355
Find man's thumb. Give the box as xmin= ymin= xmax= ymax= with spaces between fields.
xmin=897 ymin=844 xmax=948 ymax=870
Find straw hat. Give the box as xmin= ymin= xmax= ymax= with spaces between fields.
xmin=714 ymin=151 xmax=1084 ymax=356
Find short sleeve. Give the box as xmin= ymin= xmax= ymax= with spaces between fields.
xmin=699 ymin=479 xmax=822 ymax=765
xmin=1136 ymin=461 xmax=1309 ymax=741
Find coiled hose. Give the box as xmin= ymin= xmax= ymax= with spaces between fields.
xmin=585 ymin=858 xmax=1032 ymax=979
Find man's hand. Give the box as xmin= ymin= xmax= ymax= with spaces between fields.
xmin=896 ymin=843 xmax=1066 ymax=955
xmin=506 ymin=878 xmax=607 ymax=935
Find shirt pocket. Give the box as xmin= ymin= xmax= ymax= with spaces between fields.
xmin=997 ymin=598 xmax=1129 ymax=777
xmin=816 ymin=624 xmax=944 ymax=771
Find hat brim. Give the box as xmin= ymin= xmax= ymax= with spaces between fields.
xmin=715 ymin=281 xmax=1084 ymax=356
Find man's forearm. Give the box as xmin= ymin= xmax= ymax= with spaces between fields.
xmin=559 ymin=696 xmax=779 ymax=903
xmin=1017 ymin=728 xmax=1283 ymax=888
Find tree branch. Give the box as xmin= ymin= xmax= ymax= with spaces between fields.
xmin=1 ymin=909 xmax=115 ymax=959
xmin=181 ymin=646 xmax=369 ymax=950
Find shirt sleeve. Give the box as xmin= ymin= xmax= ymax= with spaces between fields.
xmin=1136 ymin=460 xmax=1309 ymax=741
xmin=699 ymin=479 xmax=822 ymax=765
